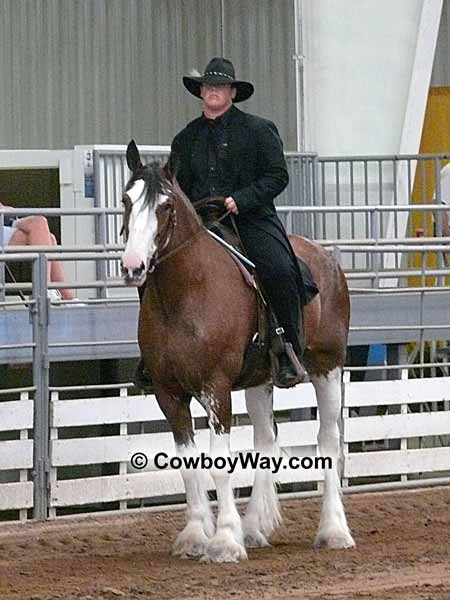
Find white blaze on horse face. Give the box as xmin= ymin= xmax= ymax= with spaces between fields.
xmin=121 ymin=178 xmax=167 ymax=284
xmin=123 ymin=179 xmax=155 ymax=272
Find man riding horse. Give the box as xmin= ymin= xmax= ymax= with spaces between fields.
xmin=135 ymin=57 xmax=308 ymax=389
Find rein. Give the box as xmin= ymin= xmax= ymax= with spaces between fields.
xmin=147 ymin=196 xmax=231 ymax=274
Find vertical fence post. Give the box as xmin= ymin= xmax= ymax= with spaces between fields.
xmin=94 ymin=150 xmax=109 ymax=299
xmin=419 ymin=253 xmax=426 ymax=378
xmin=370 ymin=208 xmax=381 ymax=288
xmin=310 ymin=155 xmax=319 ymax=237
xmin=341 ymin=370 xmax=350 ymax=489
xmin=311 ymin=155 xmax=323 ymax=239
xmin=49 ymin=390 xmax=60 ymax=519
xmin=96 ymin=210 xmax=108 ymax=300
xmin=19 ymin=390 xmax=30 ymax=521
xmin=31 ymin=254 xmax=50 ymax=520
xmin=0 ymin=215 xmax=5 ymax=303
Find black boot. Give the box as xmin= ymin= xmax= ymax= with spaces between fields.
xmin=275 ymin=342 xmax=306 ymax=388
xmin=269 ymin=324 xmax=306 ymax=388
xmin=133 ymin=358 xmax=154 ymax=393
xmin=278 ymin=353 xmax=301 ymax=386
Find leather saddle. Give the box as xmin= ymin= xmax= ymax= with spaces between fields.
xmin=194 ymin=198 xmax=319 ymax=390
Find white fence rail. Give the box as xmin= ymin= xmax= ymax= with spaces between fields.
xmin=0 ymin=392 xmax=34 ymax=516
xmin=1 ymin=377 xmax=450 ymax=521
xmin=48 ymin=385 xmax=320 ymax=513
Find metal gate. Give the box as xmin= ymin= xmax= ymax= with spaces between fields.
xmin=2 ymin=151 xmax=450 ymax=523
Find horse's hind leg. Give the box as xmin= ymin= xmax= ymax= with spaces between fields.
xmin=242 ymin=382 xmax=282 ymax=548
xmin=311 ymin=367 xmax=355 ymax=549
xmin=156 ymin=390 xmax=214 ymax=559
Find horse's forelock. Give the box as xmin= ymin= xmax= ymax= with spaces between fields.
xmin=140 ymin=162 xmax=172 ymax=209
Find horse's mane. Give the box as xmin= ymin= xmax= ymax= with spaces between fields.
xmin=171 ymin=178 xmax=203 ymax=226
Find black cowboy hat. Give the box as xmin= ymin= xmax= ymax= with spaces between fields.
xmin=183 ymin=57 xmax=254 ymax=103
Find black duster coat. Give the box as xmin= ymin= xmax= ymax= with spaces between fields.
xmin=169 ymin=105 xmax=290 ymax=244
xmin=168 ymin=104 xmax=309 ymax=302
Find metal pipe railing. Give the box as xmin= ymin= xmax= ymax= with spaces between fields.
xmin=3 ymin=150 xmax=450 ymax=522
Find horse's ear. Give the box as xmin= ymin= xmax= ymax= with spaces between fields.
xmin=126 ymin=140 xmax=143 ymax=173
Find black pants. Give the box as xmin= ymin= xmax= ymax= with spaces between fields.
xmin=237 ymin=226 xmax=304 ymax=358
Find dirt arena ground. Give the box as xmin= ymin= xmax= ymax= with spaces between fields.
xmin=0 ymin=486 xmax=449 ymax=600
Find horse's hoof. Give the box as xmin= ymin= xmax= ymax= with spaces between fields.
xmin=313 ymin=529 xmax=355 ymax=550
xmin=201 ymin=531 xmax=248 ymax=563
xmin=172 ymin=527 xmax=210 ymax=559
xmin=244 ymin=530 xmax=270 ymax=548
xmin=172 ymin=542 xmax=208 ymax=559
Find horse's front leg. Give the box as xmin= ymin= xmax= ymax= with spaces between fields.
xmin=156 ymin=389 xmax=214 ymax=558
xmin=200 ymin=386 xmax=247 ymax=563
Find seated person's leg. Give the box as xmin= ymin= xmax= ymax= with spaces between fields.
xmin=258 ymin=262 xmax=303 ymax=356
xmin=9 ymin=217 xmax=76 ymax=301
xmin=47 ymin=233 xmax=75 ymax=301
xmin=241 ymin=235 xmax=306 ymax=386
xmin=13 ymin=215 xmax=52 ymax=245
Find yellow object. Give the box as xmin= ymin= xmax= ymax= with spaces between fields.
xmin=409 ymin=87 xmax=450 ymax=286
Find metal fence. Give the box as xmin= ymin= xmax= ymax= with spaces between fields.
xmin=93 ymin=149 xmax=450 ymax=282
xmin=294 ymin=153 xmax=450 ymax=239
xmin=2 ymin=151 xmax=450 ymax=523
xmin=1 ymin=226 xmax=450 ymax=523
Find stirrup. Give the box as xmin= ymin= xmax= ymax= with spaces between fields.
xmin=270 ymin=342 xmax=306 ymax=389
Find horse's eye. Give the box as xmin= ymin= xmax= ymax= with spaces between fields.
xmin=159 ymin=200 xmax=172 ymax=213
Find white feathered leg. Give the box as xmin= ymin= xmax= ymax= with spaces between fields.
xmin=172 ymin=442 xmax=215 ymax=558
xmin=203 ymin=429 xmax=247 ymax=563
xmin=311 ymin=367 xmax=355 ymax=549
xmin=242 ymin=383 xmax=282 ymax=548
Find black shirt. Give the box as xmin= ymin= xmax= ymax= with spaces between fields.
xmin=170 ymin=104 xmax=289 ymax=216
xmin=191 ymin=107 xmax=234 ymax=200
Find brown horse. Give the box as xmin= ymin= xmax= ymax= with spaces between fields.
xmin=120 ymin=140 xmax=354 ymax=563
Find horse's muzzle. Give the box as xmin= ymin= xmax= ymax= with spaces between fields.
xmin=121 ymin=262 xmax=146 ymax=286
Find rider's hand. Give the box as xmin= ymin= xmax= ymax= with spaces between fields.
xmin=224 ymin=196 xmax=239 ymax=215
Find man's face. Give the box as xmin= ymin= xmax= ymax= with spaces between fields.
xmin=200 ymin=83 xmax=236 ymax=114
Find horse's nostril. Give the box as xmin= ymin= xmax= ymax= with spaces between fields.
xmin=120 ymin=260 xmax=145 ymax=284
xmin=133 ymin=263 xmax=145 ymax=277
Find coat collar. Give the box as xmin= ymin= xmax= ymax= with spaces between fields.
xmin=201 ymin=105 xmax=236 ymax=128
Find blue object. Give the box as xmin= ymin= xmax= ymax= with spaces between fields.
xmin=367 ymin=343 xmax=387 ymax=365
xmin=84 ymin=174 xmax=95 ymax=198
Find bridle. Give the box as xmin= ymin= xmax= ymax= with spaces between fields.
xmin=123 ymin=184 xmax=232 ymax=276
xmin=146 ymin=194 xmax=231 ymax=275
xmin=147 ymin=195 xmax=190 ymax=274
